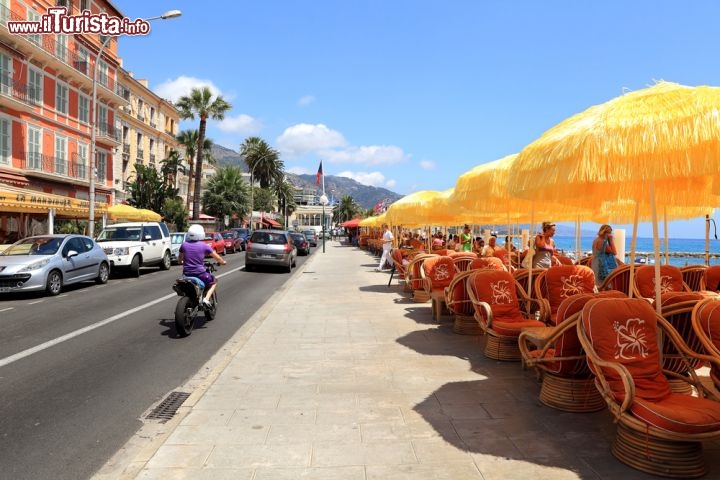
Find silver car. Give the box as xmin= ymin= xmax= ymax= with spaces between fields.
xmin=245 ymin=229 xmax=297 ymax=272
xmin=0 ymin=234 xmax=111 ymax=296
xmin=170 ymin=232 xmax=187 ymax=264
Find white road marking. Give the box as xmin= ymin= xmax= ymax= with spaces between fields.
xmin=0 ymin=307 xmax=14 ymax=313
xmin=28 ymin=300 xmax=44 ymax=305
xmin=0 ymin=267 xmax=237 ymax=369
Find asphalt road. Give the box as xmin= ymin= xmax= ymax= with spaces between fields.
xmin=0 ymin=248 xmax=313 ymax=480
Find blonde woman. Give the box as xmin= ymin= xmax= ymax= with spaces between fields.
xmin=592 ymin=224 xmax=618 ymax=286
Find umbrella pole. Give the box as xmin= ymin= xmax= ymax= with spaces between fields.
xmin=575 ymin=216 xmax=581 ymax=264
xmin=650 ymin=181 xmax=662 ymax=315
xmin=527 ymin=204 xmax=535 ymax=298
xmin=663 ymin=206 xmax=669 ymax=266
xmin=707 ymin=214 xmax=711 ymax=267
xmin=629 ymin=202 xmax=639 ymax=299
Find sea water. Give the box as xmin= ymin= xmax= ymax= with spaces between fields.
xmin=552 ymin=236 xmax=720 ymax=267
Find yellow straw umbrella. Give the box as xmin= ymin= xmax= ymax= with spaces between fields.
xmin=509 ymin=81 xmax=720 ymax=312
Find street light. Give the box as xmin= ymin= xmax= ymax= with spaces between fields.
xmin=88 ymin=9 xmax=182 ymax=236
xmin=319 ymin=193 xmax=328 ymax=253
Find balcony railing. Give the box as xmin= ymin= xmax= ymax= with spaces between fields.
xmin=1 ymin=72 xmax=44 ymax=107
xmin=0 ymin=2 xmax=117 ymax=92
xmin=96 ymin=123 xmax=121 ymax=142
xmin=136 ymin=148 xmax=145 ymax=160
xmin=19 ymin=152 xmax=88 ymax=180
xmin=149 ymin=154 xmax=156 ymax=164
xmin=137 ymin=113 xmax=145 ymax=122
xmin=122 ymin=143 xmax=130 ymax=154
xmin=150 ymin=121 xmax=157 ymax=129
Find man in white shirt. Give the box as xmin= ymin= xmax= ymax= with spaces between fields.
xmin=376 ymin=224 xmax=394 ymax=271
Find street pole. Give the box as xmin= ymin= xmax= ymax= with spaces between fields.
xmin=88 ymin=10 xmax=181 ymax=237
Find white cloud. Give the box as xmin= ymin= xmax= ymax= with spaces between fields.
xmin=420 ymin=160 xmax=435 ymax=170
xmin=276 ymin=123 xmax=347 ymax=157
xmin=298 ymin=95 xmax=315 ymax=107
xmin=385 ymin=179 xmax=397 ymax=188
xmin=336 ymin=170 xmax=396 ymax=188
xmin=322 ymin=145 xmax=408 ymax=166
xmin=217 ymin=114 xmax=262 ymax=134
xmin=153 ymin=75 xmax=224 ymax=103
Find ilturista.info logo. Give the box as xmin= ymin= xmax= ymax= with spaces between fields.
xmin=7 ymin=7 xmax=151 ymax=36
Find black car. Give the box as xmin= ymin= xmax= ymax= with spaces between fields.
xmin=290 ymin=232 xmax=310 ymax=256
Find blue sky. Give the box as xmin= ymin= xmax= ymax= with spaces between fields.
xmin=115 ymin=1 xmax=720 ymax=239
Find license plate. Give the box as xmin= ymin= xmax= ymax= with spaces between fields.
xmin=261 ymin=254 xmax=274 ymax=259
xmin=0 ymin=287 xmax=12 ymax=293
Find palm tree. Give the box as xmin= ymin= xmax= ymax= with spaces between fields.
xmin=176 ymin=87 xmax=232 ymax=219
xmin=239 ymin=136 xmax=284 ymax=188
xmin=333 ymin=195 xmax=361 ymax=223
xmin=159 ymin=149 xmax=184 ymax=188
xmin=176 ymin=130 xmax=213 ymax=212
xmin=201 ymin=165 xmax=250 ymax=220
xmin=273 ymin=179 xmax=297 ymax=226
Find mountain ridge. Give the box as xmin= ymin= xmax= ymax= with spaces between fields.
xmin=211 ymin=144 xmax=404 ymax=210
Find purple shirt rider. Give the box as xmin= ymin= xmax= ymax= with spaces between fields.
xmin=179 ymin=240 xmax=214 ymax=286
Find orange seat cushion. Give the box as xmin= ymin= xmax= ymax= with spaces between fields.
xmin=546 ymin=265 xmax=596 ymax=317
xmin=635 ymin=265 xmax=685 ymax=299
xmin=422 ymin=256 xmax=455 ymax=290
xmin=632 ymin=394 xmax=720 ymax=434
xmin=469 ymin=257 xmax=505 ymax=271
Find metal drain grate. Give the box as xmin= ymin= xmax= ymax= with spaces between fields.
xmin=145 ymin=391 xmax=190 ymax=422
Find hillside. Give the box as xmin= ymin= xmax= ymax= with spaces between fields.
xmin=211 ymin=144 xmax=403 ymax=210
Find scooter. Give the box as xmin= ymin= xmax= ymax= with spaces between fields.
xmin=172 ymin=261 xmax=219 ymax=337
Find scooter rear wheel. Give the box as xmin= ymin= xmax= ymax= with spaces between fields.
xmin=175 ymin=296 xmax=195 ymax=337
xmin=205 ymin=292 xmax=218 ymax=321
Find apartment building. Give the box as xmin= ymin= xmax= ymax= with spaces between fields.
xmin=0 ymin=0 xmax=178 ymax=237
xmin=114 ymin=70 xmax=179 ymax=203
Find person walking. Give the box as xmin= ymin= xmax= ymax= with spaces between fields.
xmin=376 ymin=224 xmax=394 ymax=271
xmin=532 ymin=222 xmax=557 ymax=269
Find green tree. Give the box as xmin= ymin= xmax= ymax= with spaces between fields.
xmin=176 ymin=87 xmax=232 ymax=220
xmin=252 ymin=187 xmax=276 ymax=213
xmin=163 ymin=198 xmax=189 ymax=232
xmin=333 ymin=195 xmax=362 ymax=223
xmin=239 ymin=136 xmax=284 ymax=189
xmin=126 ymin=164 xmax=178 ymax=213
xmin=160 ymin=149 xmax=184 ymax=188
xmin=201 ymin=166 xmax=250 ymax=221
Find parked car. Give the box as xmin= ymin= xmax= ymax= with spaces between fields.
xmin=231 ymin=227 xmax=252 ymax=250
xmin=0 ymin=234 xmax=110 ymax=296
xmin=303 ymin=230 xmax=318 ymax=247
xmin=202 ymin=231 xmax=226 ymax=255
xmin=220 ymin=230 xmax=243 ymax=254
xmin=96 ymin=221 xmax=172 ymax=277
xmin=245 ymin=229 xmax=297 ymax=272
xmin=170 ymin=232 xmax=187 ymax=264
xmin=290 ymin=232 xmax=310 ymax=256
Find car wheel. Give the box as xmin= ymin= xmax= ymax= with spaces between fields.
xmin=245 ymin=263 xmax=253 ymax=272
xmin=221 ymin=247 xmax=226 ymax=256
xmin=46 ymin=270 xmax=63 ymax=296
xmin=96 ymin=262 xmax=110 ymax=284
xmin=130 ymin=254 xmax=141 ymax=277
xmin=160 ymin=251 xmax=171 ymax=270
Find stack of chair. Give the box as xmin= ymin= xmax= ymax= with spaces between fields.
xmin=578 ymin=297 xmax=720 ymax=478
xmin=467 ymin=270 xmax=545 ymax=361
xmin=420 ymin=255 xmax=456 ymax=322
xmin=519 ymin=290 xmax=627 ymax=412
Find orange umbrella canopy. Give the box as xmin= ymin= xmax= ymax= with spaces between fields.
xmin=509 ymin=81 xmax=720 ymax=207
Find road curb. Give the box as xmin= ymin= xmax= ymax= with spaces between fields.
xmin=91 ymin=249 xmax=322 ymax=480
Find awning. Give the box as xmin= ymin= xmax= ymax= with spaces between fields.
xmin=261 ymin=217 xmax=282 ymax=228
xmin=0 ymin=184 xmax=107 ymax=218
xmin=340 ymin=218 xmax=362 ymax=228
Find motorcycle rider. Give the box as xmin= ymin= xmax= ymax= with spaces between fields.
xmin=178 ymin=224 xmax=226 ymax=307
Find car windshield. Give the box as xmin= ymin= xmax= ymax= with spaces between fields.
xmin=235 ymin=228 xmax=250 ymax=236
xmin=291 ymin=234 xmax=305 ymax=243
xmin=171 ymin=234 xmax=185 ymax=245
xmin=303 ymin=231 xmax=315 ymax=236
xmin=221 ymin=232 xmax=235 ymax=239
xmin=97 ymin=227 xmax=142 ymax=241
xmin=1 ymin=237 xmax=63 ymax=256
xmin=250 ymin=232 xmax=287 ymax=245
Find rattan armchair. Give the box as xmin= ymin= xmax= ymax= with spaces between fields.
xmin=519 ymin=291 xmax=626 ymax=412
xmin=467 ymin=270 xmax=545 ymax=361
xmin=681 ymin=264 xmax=708 ymax=292
xmin=631 ymin=265 xmax=691 ymax=303
xmin=533 ymin=265 xmax=596 ymax=324
xmin=406 ymin=253 xmax=438 ymax=302
xmin=420 ymin=255 xmax=457 ymax=321
xmin=578 ymin=297 xmax=720 ymax=478
xmin=597 ymin=263 xmax=633 ymax=295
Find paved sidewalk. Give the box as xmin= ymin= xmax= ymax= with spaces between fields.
xmin=96 ymin=240 xmax=719 ymax=480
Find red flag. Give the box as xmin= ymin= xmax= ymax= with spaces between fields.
xmin=315 ymin=161 xmax=323 ymax=186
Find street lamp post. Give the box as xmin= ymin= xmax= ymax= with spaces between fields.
xmin=319 ymin=193 xmax=328 ymax=253
xmin=88 ymin=9 xmax=181 ymax=236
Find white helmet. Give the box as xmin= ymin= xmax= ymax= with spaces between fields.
xmin=187 ymin=224 xmax=205 ymax=242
